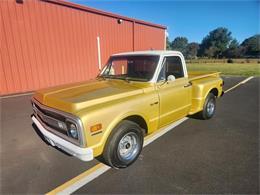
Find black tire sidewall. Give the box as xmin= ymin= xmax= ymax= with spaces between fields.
xmin=104 ymin=120 xmax=143 ymax=168
xmin=203 ymin=93 xmax=216 ymax=119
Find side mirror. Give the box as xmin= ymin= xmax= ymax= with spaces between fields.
xmin=167 ymin=75 xmax=176 ymax=82
xmin=157 ymin=78 xmax=167 ymax=87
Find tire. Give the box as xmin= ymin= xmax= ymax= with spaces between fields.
xmin=199 ymin=93 xmax=216 ymax=120
xmin=102 ymin=120 xmax=144 ymax=168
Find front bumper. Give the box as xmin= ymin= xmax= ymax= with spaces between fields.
xmin=32 ymin=116 xmax=93 ymax=161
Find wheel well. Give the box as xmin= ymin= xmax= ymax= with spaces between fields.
xmin=124 ymin=115 xmax=148 ymax=135
xmin=209 ymin=88 xmax=218 ymax=97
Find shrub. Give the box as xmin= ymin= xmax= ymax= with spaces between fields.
xmin=227 ymin=59 xmax=234 ymax=63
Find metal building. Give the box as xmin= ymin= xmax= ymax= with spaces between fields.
xmin=0 ymin=0 xmax=167 ymax=95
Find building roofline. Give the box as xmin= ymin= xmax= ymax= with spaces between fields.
xmin=41 ymin=0 xmax=167 ymax=30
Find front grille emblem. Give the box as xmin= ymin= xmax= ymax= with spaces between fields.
xmin=58 ymin=121 xmax=66 ymax=130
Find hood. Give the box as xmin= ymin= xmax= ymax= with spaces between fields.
xmin=34 ymin=79 xmax=144 ymax=113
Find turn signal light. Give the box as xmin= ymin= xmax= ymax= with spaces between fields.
xmin=90 ymin=124 xmax=102 ymax=132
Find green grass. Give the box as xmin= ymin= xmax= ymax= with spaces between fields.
xmin=187 ymin=63 xmax=260 ymax=76
xmin=186 ymin=58 xmax=260 ymax=64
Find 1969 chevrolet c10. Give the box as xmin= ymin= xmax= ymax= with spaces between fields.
xmin=31 ymin=50 xmax=224 ymax=168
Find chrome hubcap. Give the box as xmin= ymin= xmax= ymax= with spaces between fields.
xmin=118 ymin=132 xmax=139 ymax=161
xmin=207 ymin=99 xmax=215 ymax=116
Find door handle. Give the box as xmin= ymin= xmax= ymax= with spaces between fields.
xmin=184 ymin=83 xmax=192 ymax=88
xmin=150 ymin=101 xmax=159 ymax=106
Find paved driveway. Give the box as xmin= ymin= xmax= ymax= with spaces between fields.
xmin=1 ymin=76 xmax=259 ymax=194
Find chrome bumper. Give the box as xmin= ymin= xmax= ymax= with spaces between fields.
xmin=32 ymin=116 xmax=93 ymax=161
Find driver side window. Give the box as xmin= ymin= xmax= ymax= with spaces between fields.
xmin=158 ymin=56 xmax=184 ymax=81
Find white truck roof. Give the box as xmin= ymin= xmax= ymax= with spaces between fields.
xmin=112 ymin=50 xmax=183 ymax=56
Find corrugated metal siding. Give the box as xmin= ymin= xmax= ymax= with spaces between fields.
xmin=0 ymin=0 xmax=166 ymax=95
xmin=134 ymin=23 xmax=165 ymax=51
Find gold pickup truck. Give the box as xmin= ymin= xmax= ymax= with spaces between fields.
xmin=31 ymin=51 xmax=223 ymax=168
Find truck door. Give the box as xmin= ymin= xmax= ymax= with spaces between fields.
xmin=156 ymin=56 xmax=191 ymax=128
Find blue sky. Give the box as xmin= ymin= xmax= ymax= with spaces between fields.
xmin=71 ymin=0 xmax=259 ymax=43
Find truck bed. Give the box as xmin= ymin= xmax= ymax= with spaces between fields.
xmin=188 ymin=71 xmax=221 ymax=81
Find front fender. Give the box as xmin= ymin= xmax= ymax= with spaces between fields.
xmin=77 ymin=94 xmax=157 ymax=157
xmin=76 ymin=87 xmax=159 ymax=157
xmin=88 ymin=111 xmax=149 ymax=157
xmin=104 ymin=111 xmax=149 ymax=142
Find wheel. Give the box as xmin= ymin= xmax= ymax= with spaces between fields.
xmin=199 ymin=93 xmax=216 ymax=120
xmin=102 ymin=120 xmax=144 ymax=168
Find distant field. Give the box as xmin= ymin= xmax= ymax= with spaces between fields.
xmin=187 ymin=63 xmax=260 ymax=76
xmin=186 ymin=58 xmax=260 ymax=64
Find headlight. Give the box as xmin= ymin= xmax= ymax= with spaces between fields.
xmin=67 ymin=122 xmax=78 ymax=139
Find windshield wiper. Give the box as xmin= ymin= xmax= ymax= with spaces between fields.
xmin=98 ymin=75 xmax=147 ymax=83
xmin=122 ymin=77 xmax=131 ymax=83
xmin=107 ymin=76 xmax=130 ymax=82
xmin=97 ymin=75 xmax=107 ymax=80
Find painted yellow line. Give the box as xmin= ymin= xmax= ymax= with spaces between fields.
xmin=224 ymin=76 xmax=254 ymax=93
xmin=46 ymin=117 xmax=188 ymax=195
xmin=46 ymin=163 xmax=110 ymax=195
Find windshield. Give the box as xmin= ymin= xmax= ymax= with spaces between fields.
xmin=99 ymin=55 xmax=160 ymax=82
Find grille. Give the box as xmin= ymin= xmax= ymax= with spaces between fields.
xmin=32 ymin=102 xmax=68 ymax=136
xmin=34 ymin=102 xmax=65 ymax=122
xmin=31 ymin=98 xmax=84 ymax=146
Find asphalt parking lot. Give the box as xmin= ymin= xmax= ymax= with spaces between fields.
xmin=1 ymin=76 xmax=259 ymax=194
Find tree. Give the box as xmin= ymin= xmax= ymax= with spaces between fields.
xmin=229 ymin=39 xmax=239 ymax=49
xmin=186 ymin=42 xmax=200 ymax=59
xmin=199 ymin=27 xmax=232 ymax=58
xmin=240 ymin=34 xmax=260 ymax=57
xmin=166 ymin=37 xmax=172 ymax=50
xmin=203 ymin=46 xmax=218 ymax=58
xmin=171 ymin=37 xmax=188 ymax=54
xmin=224 ymin=39 xmax=242 ymax=58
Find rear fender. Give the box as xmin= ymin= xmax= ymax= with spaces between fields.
xmin=189 ymin=77 xmax=223 ymax=115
